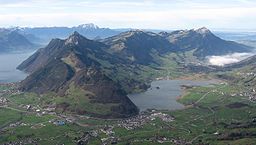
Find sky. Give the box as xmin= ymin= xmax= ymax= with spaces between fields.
xmin=0 ymin=0 xmax=256 ymax=31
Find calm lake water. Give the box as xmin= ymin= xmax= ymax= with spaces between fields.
xmin=0 ymin=52 xmax=34 ymax=83
xmin=128 ymin=80 xmax=217 ymax=111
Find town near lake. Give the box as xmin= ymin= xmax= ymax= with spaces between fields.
xmin=1 ymin=0 xmax=256 ymax=145
xmin=1 ymin=68 xmax=256 ymax=145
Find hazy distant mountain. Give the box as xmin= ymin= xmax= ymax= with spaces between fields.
xmin=103 ymin=29 xmax=177 ymax=65
xmin=16 ymin=23 xmax=120 ymax=44
xmin=18 ymin=32 xmax=138 ymax=118
xmin=160 ymin=27 xmax=253 ymax=58
xmin=215 ymin=31 xmax=256 ymax=41
xmin=0 ymin=29 xmax=35 ymax=53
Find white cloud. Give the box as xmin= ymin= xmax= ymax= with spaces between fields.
xmin=0 ymin=0 xmax=256 ymax=29
xmin=207 ymin=53 xmax=254 ymax=66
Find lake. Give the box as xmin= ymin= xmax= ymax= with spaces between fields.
xmin=128 ymin=79 xmax=217 ymax=112
xmin=0 ymin=52 xmax=34 ymax=83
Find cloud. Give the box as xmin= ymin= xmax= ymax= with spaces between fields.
xmin=0 ymin=0 xmax=256 ymax=29
xmin=207 ymin=53 xmax=254 ymax=66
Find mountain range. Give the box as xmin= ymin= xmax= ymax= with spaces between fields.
xmin=3 ymin=23 xmax=253 ymax=57
xmin=160 ymin=27 xmax=252 ymax=58
xmin=15 ymin=23 xmax=120 ymax=44
xmin=17 ymin=27 xmax=255 ymax=118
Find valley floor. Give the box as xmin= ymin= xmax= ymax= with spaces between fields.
xmin=0 ymin=73 xmax=256 ymax=145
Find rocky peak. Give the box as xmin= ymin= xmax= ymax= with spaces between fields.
xmin=123 ymin=29 xmax=142 ymax=35
xmin=195 ymin=27 xmax=211 ymax=36
xmin=159 ymin=31 xmax=170 ymax=37
xmin=65 ymin=31 xmax=89 ymax=45
xmin=70 ymin=31 xmax=82 ymax=37
xmin=76 ymin=23 xmax=99 ymax=29
xmin=121 ymin=29 xmax=153 ymax=39
xmin=171 ymin=27 xmax=212 ymax=38
xmin=129 ymin=29 xmax=144 ymax=33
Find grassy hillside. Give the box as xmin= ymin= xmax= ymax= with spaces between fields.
xmin=1 ymin=73 xmax=256 ymax=144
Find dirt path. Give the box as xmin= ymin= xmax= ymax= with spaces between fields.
xmin=195 ymin=91 xmax=212 ymax=104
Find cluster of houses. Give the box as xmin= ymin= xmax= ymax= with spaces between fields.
xmin=76 ymin=130 xmax=99 ymax=144
xmin=77 ymin=133 xmax=91 ymax=145
xmin=117 ymin=110 xmax=174 ymax=130
xmin=52 ymin=120 xmax=65 ymax=126
xmin=76 ymin=111 xmax=174 ymax=145
xmin=237 ymin=72 xmax=256 ymax=77
xmin=76 ymin=126 xmax=118 ymax=145
xmin=248 ymin=89 xmax=256 ymax=101
xmin=48 ymin=115 xmax=75 ymax=126
xmin=117 ymin=113 xmax=150 ymax=130
xmin=101 ymin=136 xmax=118 ymax=145
xmin=100 ymin=125 xmax=115 ymax=136
xmin=150 ymin=112 xmax=174 ymax=122
xmin=0 ymin=83 xmax=20 ymax=96
xmin=20 ymin=104 xmax=58 ymax=116
xmin=229 ymin=89 xmax=256 ymax=102
xmin=0 ymin=97 xmax=7 ymax=105
xmin=98 ymin=125 xmax=118 ymax=145
xmin=131 ymin=135 xmax=187 ymax=144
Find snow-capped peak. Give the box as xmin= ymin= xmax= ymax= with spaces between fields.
xmin=195 ymin=27 xmax=211 ymax=34
xmin=77 ymin=23 xmax=99 ymax=29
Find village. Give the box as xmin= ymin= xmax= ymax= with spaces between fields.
xmin=76 ymin=110 xmax=175 ymax=145
xmin=1 ymin=71 xmax=256 ymax=145
xmin=0 ymin=83 xmax=20 ymax=96
xmin=0 ymin=83 xmax=178 ymax=145
xmin=11 ymin=110 xmax=176 ymax=144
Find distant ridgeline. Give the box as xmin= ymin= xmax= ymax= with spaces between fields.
xmin=14 ymin=23 xmax=120 ymax=44
xmin=17 ymin=27 xmax=254 ymax=118
xmin=0 ymin=28 xmax=36 ymax=53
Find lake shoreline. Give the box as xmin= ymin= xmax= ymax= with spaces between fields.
xmin=0 ymin=52 xmax=33 ymax=83
xmin=128 ymin=79 xmax=219 ymax=112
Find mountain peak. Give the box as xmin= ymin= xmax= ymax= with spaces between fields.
xmin=77 ymin=23 xmax=99 ymax=29
xmin=123 ymin=29 xmax=151 ymax=37
xmin=195 ymin=27 xmax=211 ymax=35
xmin=159 ymin=31 xmax=170 ymax=37
xmin=129 ymin=29 xmax=144 ymax=32
xmin=65 ymin=31 xmax=88 ymax=45
xmin=71 ymin=31 xmax=81 ymax=36
xmin=130 ymin=29 xmax=146 ymax=34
